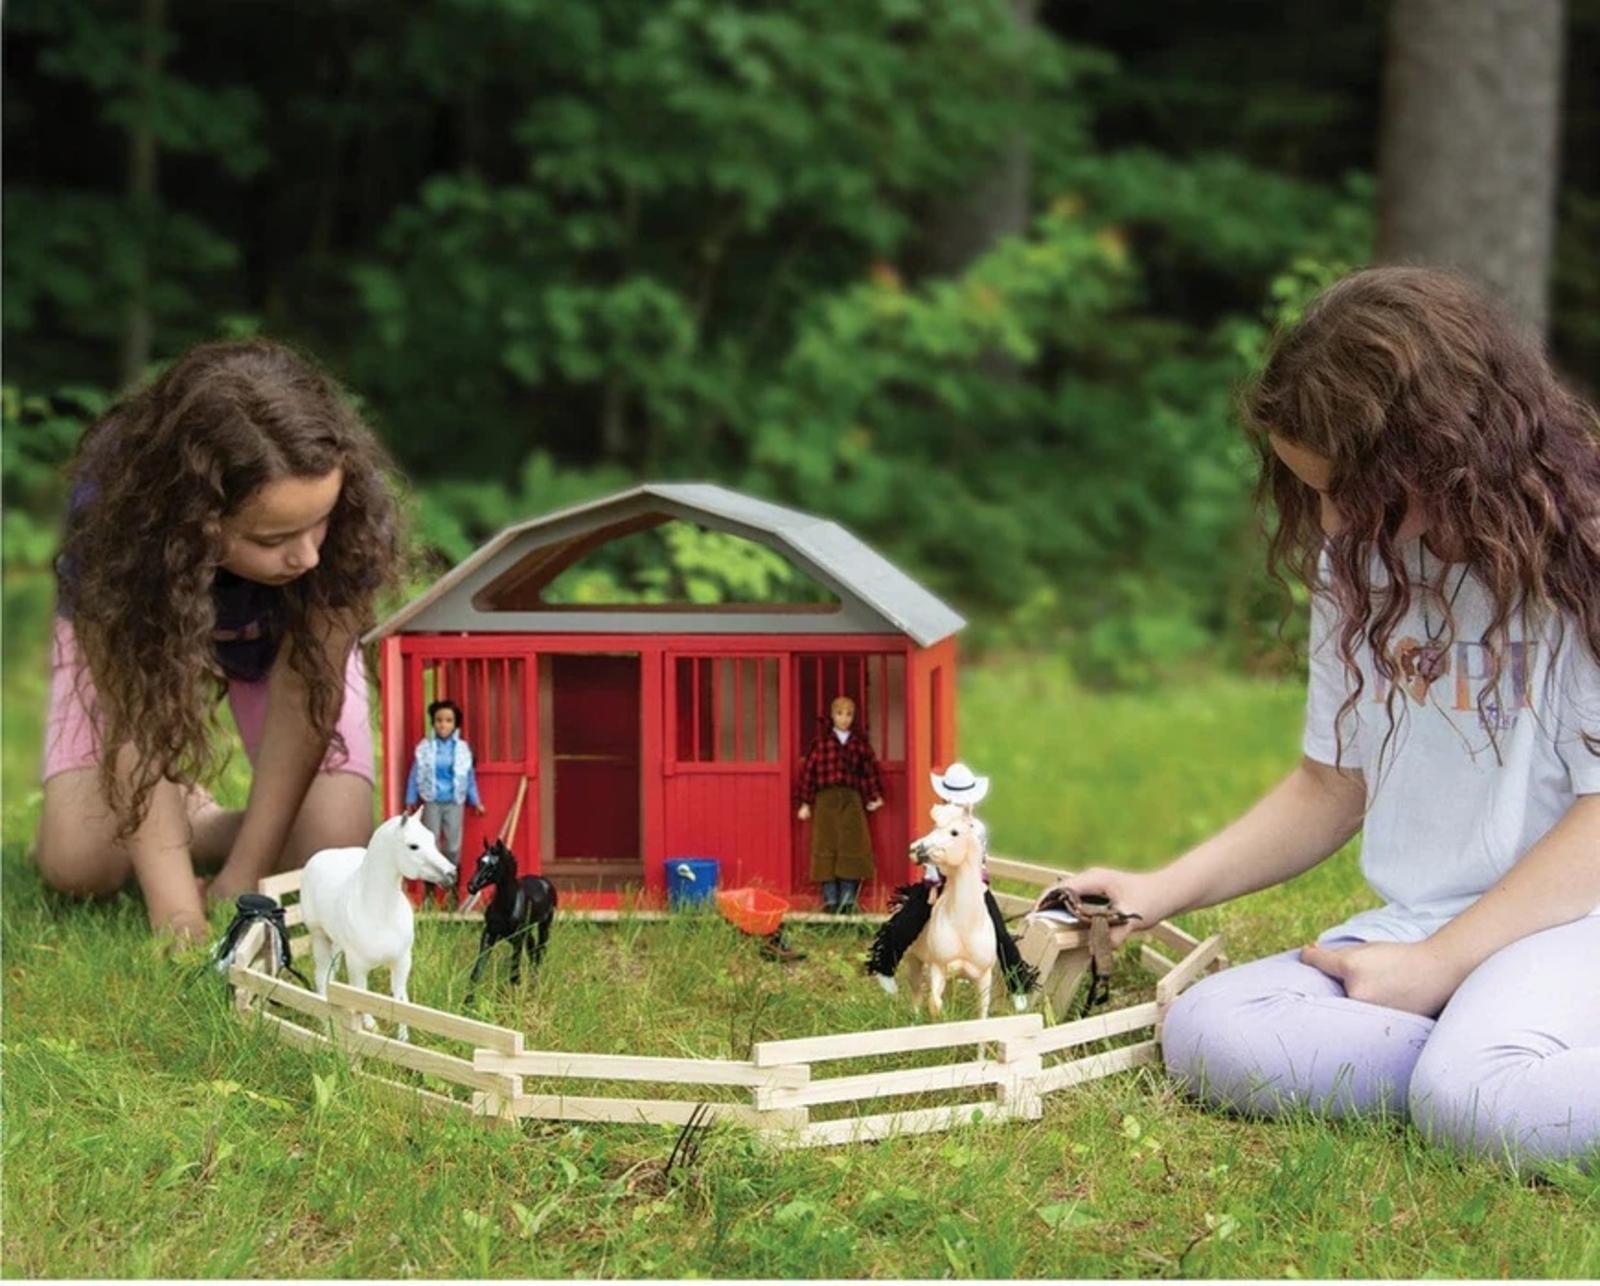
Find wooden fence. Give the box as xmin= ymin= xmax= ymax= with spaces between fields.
xmin=232 ymin=854 xmax=1224 ymax=1148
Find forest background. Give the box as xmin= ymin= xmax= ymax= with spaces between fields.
xmin=4 ymin=0 xmax=1596 ymax=682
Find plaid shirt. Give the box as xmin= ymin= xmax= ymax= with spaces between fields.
xmin=796 ymin=730 xmax=886 ymax=807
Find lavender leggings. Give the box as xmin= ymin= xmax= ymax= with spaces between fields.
xmin=1161 ymin=918 xmax=1600 ymax=1170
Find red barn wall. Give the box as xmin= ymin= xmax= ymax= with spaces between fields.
xmin=387 ymin=631 xmax=951 ymax=904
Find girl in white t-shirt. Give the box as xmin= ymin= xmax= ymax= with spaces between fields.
xmin=1044 ymin=266 xmax=1600 ymax=1171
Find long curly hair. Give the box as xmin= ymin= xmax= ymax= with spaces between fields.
xmin=57 ymin=339 xmax=406 ymax=836
xmin=1242 ymin=266 xmax=1600 ymax=769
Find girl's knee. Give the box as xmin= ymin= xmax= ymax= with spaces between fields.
xmin=33 ymin=834 xmax=125 ymax=898
xmin=1161 ymin=969 xmax=1260 ymax=1088
xmin=1409 ymin=1039 xmax=1600 ymax=1169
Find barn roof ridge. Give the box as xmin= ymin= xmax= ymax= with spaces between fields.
xmin=364 ymin=480 xmax=966 ymax=646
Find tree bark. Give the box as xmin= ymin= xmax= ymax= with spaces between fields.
xmin=120 ymin=0 xmax=167 ymax=389
xmin=1377 ymin=0 xmax=1566 ymax=337
xmin=919 ymin=0 xmax=1038 ymax=278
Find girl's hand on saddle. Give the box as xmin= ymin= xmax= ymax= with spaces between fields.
xmin=1037 ymin=867 xmax=1170 ymax=948
xmin=1299 ymin=939 xmax=1462 ymax=1018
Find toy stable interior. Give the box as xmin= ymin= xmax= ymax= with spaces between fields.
xmin=364 ymin=483 xmax=965 ymax=908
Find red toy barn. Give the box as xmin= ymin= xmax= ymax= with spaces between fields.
xmin=364 ymin=484 xmax=964 ymax=908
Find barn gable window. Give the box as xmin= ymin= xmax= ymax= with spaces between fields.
xmin=475 ymin=520 xmax=841 ymax=612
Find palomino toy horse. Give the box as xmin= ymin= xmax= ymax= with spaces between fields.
xmin=463 ymin=838 xmax=558 ymax=1004
xmin=299 ymin=810 xmax=455 ymax=1041
xmin=901 ymin=801 xmax=999 ymax=1019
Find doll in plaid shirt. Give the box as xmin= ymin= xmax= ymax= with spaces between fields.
xmin=796 ymin=695 xmax=884 ymax=913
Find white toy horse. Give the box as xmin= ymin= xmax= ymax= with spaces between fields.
xmin=903 ymin=801 xmax=999 ymax=1019
xmin=298 ymin=810 xmax=455 ymax=1041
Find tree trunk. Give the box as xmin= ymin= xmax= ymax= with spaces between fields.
xmin=1377 ymin=0 xmax=1566 ymax=337
xmin=120 ymin=0 xmax=167 ymax=389
xmin=919 ymin=0 xmax=1038 ymax=278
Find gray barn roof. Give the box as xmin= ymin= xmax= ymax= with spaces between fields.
xmin=364 ymin=482 xmax=966 ymax=647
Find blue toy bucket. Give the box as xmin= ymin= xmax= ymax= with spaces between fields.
xmin=666 ymin=857 xmax=720 ymax=907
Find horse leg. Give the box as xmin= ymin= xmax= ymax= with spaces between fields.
xmin=346 ymin=963 xmax=378 ymax=1033
xmin=904 ymin=953 xmax=926 ymax=1008
xmin=465 ymin=927 xmax=494 ymax=1008
xmin=391 ymin=948 xmax=413 ymax=1043
xmin=976 ymin=966 xmax=994 ymax=1022
xmin=533 ymin=915 xmax=551 ymax=969
xmin=926 ymin=963 xmax=947 ymax=1019
xmin=510 ymin=927 xmax=524 ymax=987
xmin=309 ymin=929 xmax=335 ymax=995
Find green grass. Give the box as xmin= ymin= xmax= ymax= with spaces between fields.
xmin=4 ymin=584 xmax=1595 ymax=1278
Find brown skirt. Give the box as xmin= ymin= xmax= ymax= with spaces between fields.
xmin=809 ymin=786 xmax=876 ymax=882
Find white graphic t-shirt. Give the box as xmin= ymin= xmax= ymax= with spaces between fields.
xmin=1303 ymin=542 xmax=1600 ymax=943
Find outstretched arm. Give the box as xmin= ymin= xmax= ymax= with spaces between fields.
xmin=1160 ymin=755 xmax=1366 ymax=916
xmin=1046 ymin=755 xmax=1366 ymax=942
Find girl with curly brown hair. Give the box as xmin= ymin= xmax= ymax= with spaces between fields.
xmin=1042 ymin=267 xmax=1600 ymax=1171
xmin=36 ymin=339 xmax=404 ymax=944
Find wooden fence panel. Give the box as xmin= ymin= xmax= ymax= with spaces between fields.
xmin=475 ymin=1049 xmax=806 ymax=1088
xmin=509 ymin=1093 xmax=805 ymax=1131
xmin=752 ymin=1014 xmax=1042 ymax=1068
xmin=1033 ymin=1040 xmax=1159 ymax=1094
xmin=326 ymin=982 xmax=524 ymax=1054
xmin=780 ymin=1101 xmax=1016 ymax=1149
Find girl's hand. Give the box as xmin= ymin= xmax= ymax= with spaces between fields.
xmin=797 ymin=805 xmax=811 ymax=821
xmin=1299 ymin=940 xmax=1461 ymax=1017
xmin=207 ymin=867 xmax=258 ymax=907
xmin=473 ymin=803 xmax=488 ymax=817
xmin=866 ymin=797 xmax=884 ymax=812
xmin=1037 ymin=867 xmax=1172 ymax=947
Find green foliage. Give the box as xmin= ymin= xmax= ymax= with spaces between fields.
xmin=347 ymin=0 xmax=1095 ymax=476
xmin=8 ymin=0 xmax=1582 ymax=682
xmin=3 ymin=188 xmax=238 ymax=358
xmin=1 ymin=383 xmax=103 ymax=573
xmin=4 ymin=1 xmax=262 ymax=379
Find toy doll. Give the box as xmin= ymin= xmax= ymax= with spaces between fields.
xmin=865 ymin=763 xmax=1038 ymax=1007
xmin=403 ymin=699 xmax=487 ymax=906
xmin=795 ymin=695 xmax=884 ymax=914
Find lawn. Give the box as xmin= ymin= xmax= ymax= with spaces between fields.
xmin=3 ymin=576 xmax=1595 ymax=1278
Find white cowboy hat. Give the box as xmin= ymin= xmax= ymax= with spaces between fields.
xmin=931 ymin=762 xmax=989 ymax=806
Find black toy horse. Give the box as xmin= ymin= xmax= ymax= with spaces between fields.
xmin=464 ymin=837 xmax=557 ymax=1002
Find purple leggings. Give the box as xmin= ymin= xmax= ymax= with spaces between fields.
xmin=1161 ymin=918 xmax=1600 ymax=1170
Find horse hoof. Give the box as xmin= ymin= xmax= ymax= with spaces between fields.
xmin=875 ymin=974 xmax=898 ymax=996
xmin=1012 ymin=993 xmax=1030 ymax=1012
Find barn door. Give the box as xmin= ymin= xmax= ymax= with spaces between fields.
xmin=792 ymin=651 xmax=907 ymax=898
xmin=543 ymin=653 xmax=642 ymax=888
xmin=662 ymin=653 xmax=789 ymax=891
xmin=412 ymin=650 xmax=538 ymax=893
